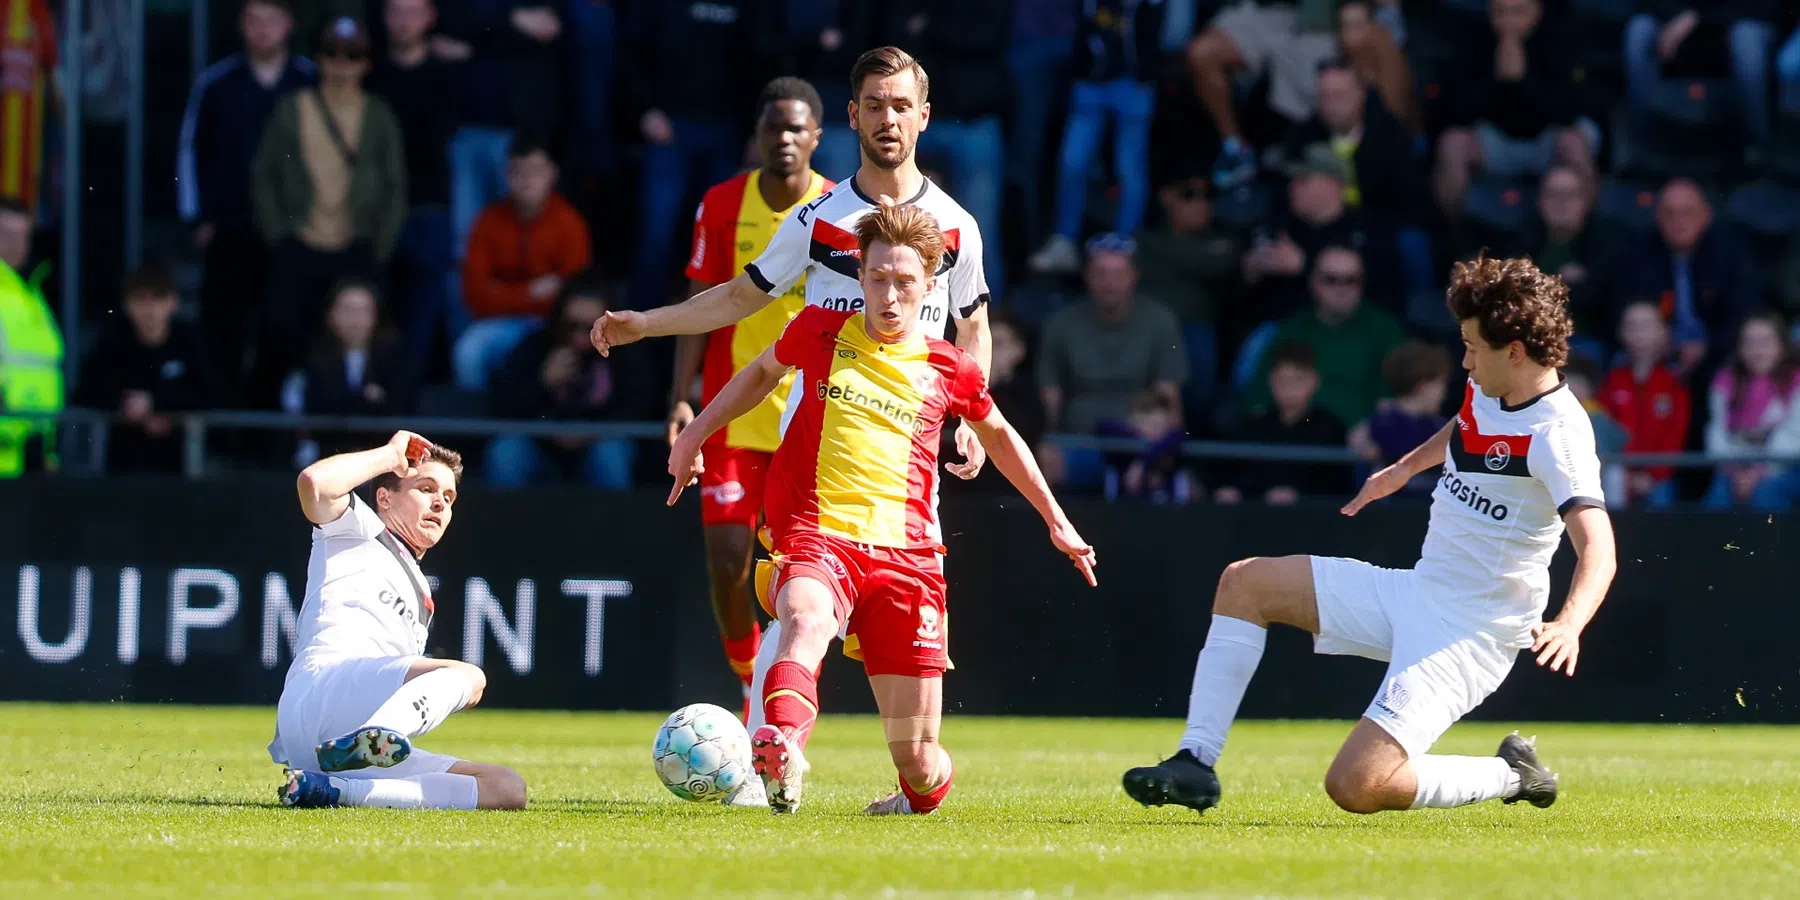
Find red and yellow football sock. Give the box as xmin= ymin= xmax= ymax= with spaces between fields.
xmin=898 ymin=748 xmax=954 ymax=814
xmin=762 ymin=660 xmax=820 ymax=748
xmin=723 ymin=622 xmax=761 ymax=687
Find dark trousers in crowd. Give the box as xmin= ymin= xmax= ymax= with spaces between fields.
xmin=390 ymin=205 xmax=455 ymax=380
xmin=630 ymin=117 xmax=740 ymax=308
xmin=248 ymin=239 xmax=381 ymax=410
xmin=198 ymin=224 xmax=270 ymax=403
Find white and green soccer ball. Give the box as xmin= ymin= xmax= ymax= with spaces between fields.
xmin=652 ymin=703 xmax=753 ymax=803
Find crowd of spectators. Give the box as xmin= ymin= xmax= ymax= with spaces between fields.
xmin=9 ymin=0 xmax=1800 ymax=510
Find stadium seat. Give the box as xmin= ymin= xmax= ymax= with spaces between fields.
xmin=1645 ymin=78 xmax=1734 ymax=132
xmin=1571 ymin=0 xmax=1635 ymax=22
xmin=1592 ymin=178 xmax=1660 ymax=236
xmin=1723 ymin=180 xmax=1800 ymax=262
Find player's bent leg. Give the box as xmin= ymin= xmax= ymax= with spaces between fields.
xmin=865 ymin=673 xmax=953 ymax=816
xmin=1323 ymin=718 xmax=1417 ymax=814
xmin=752 ymin=574 xmax=838 ymax=813
xmin=316 ymin=658 xmax=485 ymax=773
xmin=1212 ymin=555 xmax=1319 ymax=631
xmin=449 ymin=760 xmax=528 ymax=810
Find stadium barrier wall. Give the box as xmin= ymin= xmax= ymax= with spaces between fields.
xmin=1 ymin=478 xmax=1795 ymax=724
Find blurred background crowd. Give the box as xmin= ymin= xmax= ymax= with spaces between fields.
xmin=6 ymin=0 xmax=1800 ymax=509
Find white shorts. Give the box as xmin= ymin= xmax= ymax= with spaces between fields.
xmin=1309 ymin=557 xmax=1517 ymax=758
xmin=267 ymin=654 xmax=462 ymax=777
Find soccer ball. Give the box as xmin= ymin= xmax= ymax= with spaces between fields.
xmin=652 ymin=703 xmax=753 ymax=803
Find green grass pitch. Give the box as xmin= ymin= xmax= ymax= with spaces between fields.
xmin=2 ymin=703 xmax=1797 ymax=897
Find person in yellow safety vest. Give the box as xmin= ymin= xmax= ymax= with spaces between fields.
xmin=0 ymin=198 xmax=62 ymax=477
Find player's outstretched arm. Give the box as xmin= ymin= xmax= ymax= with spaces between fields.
xmin=667 ymin=345 xmax=791 ymax=506
xmin=591 ymin=273 xmax=775 ymax=357
xmin=1532 ymin=505 xmax=1616 ymax=676
xmin=297 ymin=431 xmax=429 ymax=525
xmin=1341 ymin=420 xmax=1455 ymax=515
xmin=966 ymin=409 xmax=1098 ymax=586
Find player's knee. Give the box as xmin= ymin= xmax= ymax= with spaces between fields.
xmin=1437 ymin=129 xmax=1477 ymax=169
xmin=1213 ymin=559 xmax=1264 ymax=619
xmin=480 ymin=766 xmax=528 ymax=811
xmin=449 ymin=661 xmax=487 ymax=707
xmin=1185 ymin=29 xmax=1234 ymax=71
xmin=1322 ymin=768 xmax=1383 ymax=815
xmin=785 ymin=608 xmax=837 ymax=647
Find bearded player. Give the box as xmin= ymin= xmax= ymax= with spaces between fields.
xmin=596 ymin=47 xmax=996 ymax=739
xmin=670 ymin=77 xmax=831 ymax=724
xmin=1124 ymin=255 xmax=1617 ymax=817
xmin=271 ymin=431 xmax=527 ymax=810
xmin=669 ymin=203 xmax=1096 ymax=815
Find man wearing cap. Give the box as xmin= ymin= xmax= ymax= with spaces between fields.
xmin=1035 ymin=234 xmax=1190 ymax=488
xmin=1242 ymin=142 xmax=1395 ymax=324
xmin=250 ymin=16 xmax=408 ymax=409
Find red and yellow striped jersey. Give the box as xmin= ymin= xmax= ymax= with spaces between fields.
xmin=0 ymin=0 xmax=54 ymax=214
xmin=765 ymin=306 xmax=995 ymax=550
xmin=685 ymin=169 xmax=830 ymax=452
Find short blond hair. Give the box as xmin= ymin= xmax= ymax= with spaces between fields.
xmin=854 ymin=203 xmax=945 ymax=275
xmin=851 ymin=46 xmax=930 ymax=103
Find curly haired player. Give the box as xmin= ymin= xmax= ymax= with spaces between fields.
xmin=1125 ymin=254 xmax=1617 ymax=816
xmin=668 ymin=202 xmax=1096 ymax=815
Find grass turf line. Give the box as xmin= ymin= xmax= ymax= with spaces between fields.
xmin=0 ymin=703 xmax=1796 ymax=897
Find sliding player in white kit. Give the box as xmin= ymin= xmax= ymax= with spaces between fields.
xmin=591 ymin=46 xmax=994 ymax=804
xmin=1124 ymin=255 xmax=1618 ymax=816
xmin=271 ymin=431 xmax=527 ymax=810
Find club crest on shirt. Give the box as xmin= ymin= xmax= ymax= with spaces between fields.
xmin=1484 ymin=442 xmax=1512 ymax=472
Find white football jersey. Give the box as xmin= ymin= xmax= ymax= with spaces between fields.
xmin=290 ymin=494 xmax=434 ymax=672
xmin=743 ymin=177 xmax=990 ymax=339
xmin=1413 ymin=379 xmax=1606 ymax=648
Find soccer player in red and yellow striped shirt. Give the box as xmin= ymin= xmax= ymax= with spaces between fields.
xmin=671 ymin=78 xmax=832 ymax=715
xmin=668 ymin=203 xmax=1097 ymax=816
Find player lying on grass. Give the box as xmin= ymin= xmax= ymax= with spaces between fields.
xmin=668 ymin=202 xmax=1098 ymax=815
xmin=1125 ymin=254 xmax=1617 ymax=816
xmin=270 ymin=431 xmax=527 ymax=810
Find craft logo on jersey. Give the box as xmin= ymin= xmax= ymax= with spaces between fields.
xmin=816 ymin=378 xmax=926 ymax=434
xmin=1484 ymin=442 xmax=1512 ymax=472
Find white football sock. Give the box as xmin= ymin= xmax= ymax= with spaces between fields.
xmin=1409 ymin=755 xmax=1521 ymax=809
xmin=332 ymin=774 xmax=481 ymax=810
xmin=359 ymin=668 xmax=474 ymax=739
xmin=747 ymin=619 xmax=782 ymax=733
xmin=1177 ymin=615 xmax=1267 ymax=767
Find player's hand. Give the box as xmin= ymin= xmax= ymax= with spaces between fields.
xmin=590 ymin=309 xmax=649 ymax=357
xmin=387 ymin=430 xmax=431 ymax=476
xmin=1340 ymin=464 xmax=1410 ymax=516
xmin=666 ymin=401 xmax=695 ymax=447
xmin=1531 ymin=619 xmax=1581 ymax=676
xmin=945 ymin=420 xmax=987 ymax=480
xmin=666 ymin=436 xmax=706 ymax=506
xmin=1049 ymin=516 xmax=1098 ymax=587
xmin=642 ymin=109 xmax=675 ymax=145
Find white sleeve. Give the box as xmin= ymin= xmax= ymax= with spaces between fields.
xmin=743 ymin=199 xmax=816 ymax=297
xmin=948 ymin=221 xmax=991 ymax=319
xmin=314 ymin=493 xmax=387 ymax=541
xmin=1529 ymin=418 xmax=1607 ymax=516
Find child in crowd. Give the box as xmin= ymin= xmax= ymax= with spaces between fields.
xmin=1601 ymin=301 xmax=1690 ymax=508
xmin=1349 ymin=341 xmax=1451 ymax=494
xmin=1703 ymin=313 xmax=1800 ymax=509
xmin=1098 ymin=391 xmax=1194 ymax=504
xmin=1216 ymin=342 xmax=1349 ymax=505
xmin=1564 ymin=352 xmax=1629 ymax=506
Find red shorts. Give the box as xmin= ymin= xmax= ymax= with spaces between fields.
xmin=769 ymin=531 xmax=949 ymax=678
xmin=699 ymin=444 xmax=772 ymax=527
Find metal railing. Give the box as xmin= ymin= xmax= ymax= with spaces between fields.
xmin=36 ymin=408 xmax=1800 ymax=481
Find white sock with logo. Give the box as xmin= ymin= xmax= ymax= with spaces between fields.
xmin=332 ymin=774 xmax=480 ymax=810
xmin=1408 ymin=755 xmax=1520 ymax=809
xmin=747 ymin=620 xmax=783 ymax=733
xmin=1177 ymin=615 xmax=1268 ymax=767
xmin=359 ymin=668 xmax=474 ymax=739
